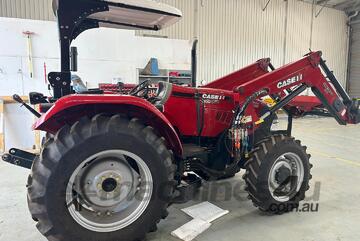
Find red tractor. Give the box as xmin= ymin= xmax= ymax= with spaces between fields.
xmin=2 ymin=1 xmax=360 ymax=241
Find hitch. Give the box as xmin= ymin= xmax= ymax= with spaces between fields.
xmin=2 ymin=148 xmax=38 ymax=169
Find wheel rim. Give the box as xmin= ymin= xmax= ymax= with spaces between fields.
xmin=268 ymin=152 xmax=304 ymax=202
xmin=66 ymin=150 xmax=153 ymax=232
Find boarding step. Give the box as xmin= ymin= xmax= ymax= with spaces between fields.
xmin=182 ymin=144 xmax=208 ymax=159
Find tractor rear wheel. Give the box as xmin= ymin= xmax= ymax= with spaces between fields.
xmin=27 ymin=114 xmax=177 ymax=241
xmin=243 ymin=134 xmax=312 ymax=214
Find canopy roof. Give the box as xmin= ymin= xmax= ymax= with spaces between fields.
xmin=52 ymin=0 xmax=182 ymax=31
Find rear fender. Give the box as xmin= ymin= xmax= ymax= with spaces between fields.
xmin=34 ymin=94 xmax=183 ymax=156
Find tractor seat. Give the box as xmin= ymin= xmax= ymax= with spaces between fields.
xmin=153 ymin=81 xmax=172 ymax=111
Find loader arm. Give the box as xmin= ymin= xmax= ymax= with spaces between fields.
xmin=236 ymin=51 xmax=360 ymax=125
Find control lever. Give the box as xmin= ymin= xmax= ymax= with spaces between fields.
xmin=13 ymin=94 xmax=41 ymax=118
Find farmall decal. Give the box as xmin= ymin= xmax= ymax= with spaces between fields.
xmin=277 ymin=74 xmax=303 ymax=89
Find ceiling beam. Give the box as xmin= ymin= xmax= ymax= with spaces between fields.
xmin=316 ymin=0 xmax=330 ymax=5
xmin=302 ymin=0 xmax=360 ymax=14
xmin=344 ymin=3 xmax=360 ymax=13
xmin=334 ymin=0 xmax=357 ymax=9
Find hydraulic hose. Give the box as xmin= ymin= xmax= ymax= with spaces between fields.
xmin=232 ymin=88 xmax=269 ymax=128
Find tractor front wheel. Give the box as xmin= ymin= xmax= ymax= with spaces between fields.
xmin=243 ymin=134 xmax=312 ymax=214
xmin=27 ymin=115 xmax=176 ymax=241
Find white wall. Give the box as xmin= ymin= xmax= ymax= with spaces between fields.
xmin=0 ymin=17 xmax=191 ymax=150
xmin=0 ymin=17 xmax=191 ymax=94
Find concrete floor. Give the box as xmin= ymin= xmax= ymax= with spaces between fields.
xmin=0 ymin=116 xmax=359 ymax=241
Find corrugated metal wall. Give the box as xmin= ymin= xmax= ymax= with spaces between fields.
xmin=349 ymin=22 xmax=360 ymax=97
xmin=196 ymin=0 xmax=287 ymax=83
xmin=285 ymin=0 xmax=313 ymax=64
xmin=312 ymin=6 xmax=348 ymax=88
xmin=138 ymin=0 xmax=287 ymax=82
xmin=0 ymin=0 xmax=54 ymax=21
xmin=139 ymin=0 xmax=348 ymax=85
xmin=0 ymin=0 xmax=348 ymax=86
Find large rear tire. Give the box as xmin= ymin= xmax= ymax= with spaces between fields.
xmin=243 ymin=134 xmax=312 ymax=214
xmin=27 ymin=114 xmax=177 ymax=241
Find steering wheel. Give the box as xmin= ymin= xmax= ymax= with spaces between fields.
xmin=129 ymin=79 xmax=152 ymax=97
xmin=130 ymin=80 xmax=173 ymax=107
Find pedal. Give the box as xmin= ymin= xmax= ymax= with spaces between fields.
xmin=172 ymin=173 xmax=202 ymax=204
xmin=2 ymin=148 xmax=38 ymax=169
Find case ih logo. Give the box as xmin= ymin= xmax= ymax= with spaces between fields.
xmin=202 ymin=94 xmax=226 ymax=100
xmin=277 ymin=74 xmax=303 ymax=89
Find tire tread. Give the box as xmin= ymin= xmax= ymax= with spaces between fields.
xmin=27 ymin=114 xmax=177 ymax=241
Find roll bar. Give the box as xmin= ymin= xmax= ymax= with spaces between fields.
xmin=49 ymin=0 xmax=182 ymax=99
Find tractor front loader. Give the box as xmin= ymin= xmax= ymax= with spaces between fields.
xmin=2 ymin=0 xmax=359 ymax=241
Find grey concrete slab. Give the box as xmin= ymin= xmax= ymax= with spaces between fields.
xmin=0 ymin=117 xmax=359 ymax=241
